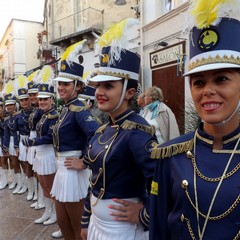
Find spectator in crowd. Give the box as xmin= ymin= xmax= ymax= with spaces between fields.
xmin=143 ymin=86 xmax=179 ymax=144
xmin=136 ymin=92 xmax=146 ymax=115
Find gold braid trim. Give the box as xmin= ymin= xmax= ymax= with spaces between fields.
xmin=121 ymin=120 xmax=155 ymax=135
xmin=151 ymin=139 xmax=194 ymax=159
xmin=95 ymin=124 xmax=108 ymax=133
xmin=68 ymin=104 xmax=88 ymax=112
xmin=188 ymin=54 xmax=240 ymax=71
xmin=47 ymin=113 xmax=59 ymax=119
xmin=98 ymin=71 xmax=131 ymax=80
xmin=83 ymin=205 xmax=92 ymax=214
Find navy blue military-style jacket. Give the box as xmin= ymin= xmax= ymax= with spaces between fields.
xmin=13 ymin=108 xmax=33 ymax=147
xmin=29 ymin=107 xmax=44 ymax=131
xmin=22 ymin=108 xmax=58 ymax=147
xmin=52 ymin=97 xmax=100 ymax=155
xmin=0 ymin=118 xmax=5 ymax=151
xmin=82 ymin=108 xmax=158 ymax=231
xmin=3 ymin=113 xmax=16 ymax=152
xmin=150 ymin=123 xmax=240 ymax=240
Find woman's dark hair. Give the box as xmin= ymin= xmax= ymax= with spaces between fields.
xmin=126 ymin=79 xmax=138 ymax=90
xmin=76 ymin=81 xmax=85 ymax=94
xmin=121 ymin=79 xmax=139 ymax=112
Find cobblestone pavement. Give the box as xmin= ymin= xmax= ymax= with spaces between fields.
xmin=0 ymin=187 xmax=61 ymax=240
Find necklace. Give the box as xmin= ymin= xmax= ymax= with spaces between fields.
xmin=193 ymin=130 xmax=240 ymax=239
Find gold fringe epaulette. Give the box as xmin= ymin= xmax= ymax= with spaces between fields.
xmin=69 ymin=104 xmax=88 ymax=112
xmin=121 ymin=120 xmax=155 ymax=135
xmin=13 ymin=111 xmax=21 ymax=116
xmin=47 ymin=113 xmax=59 ymax=119
xmin=96 ymin=123 xmax=108 ymax=133
xmin=151 ymin=139 xmax=194 ymax=159
xmin=4 ymin=116 xmax=10 ymax=121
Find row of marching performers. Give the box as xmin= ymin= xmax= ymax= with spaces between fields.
xmin=0 ymin=79 xmax=46 ymax=208
xmin=0 ymin=59 xmax=103 ymax=239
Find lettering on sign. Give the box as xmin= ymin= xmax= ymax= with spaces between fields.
xmin=150 ymin=42 xmax=185 ymax=69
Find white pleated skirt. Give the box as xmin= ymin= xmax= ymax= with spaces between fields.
xmin=18 ymin=135 xmax=28 ymax=161
xmin=35 ymin=144 xmax=57 ymax=175
xmin=9 ymin=136 xmax=17 ymax=156
xmin=51 ymin=151 xmax=90 ymax=202
xmin=88 ymin=195 xmax=149 ymax=240
xmin=26 ymin=131 xmax=37 ymax=165
xmin=0 ymin=139 xmax=3 ymax=157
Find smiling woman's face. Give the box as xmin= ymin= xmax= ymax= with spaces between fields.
xmin=190 ymin=69 xmax=240 ymax=127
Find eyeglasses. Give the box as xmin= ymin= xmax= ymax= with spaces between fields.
xmin=38 ymin=98 xmax=49 ymax=101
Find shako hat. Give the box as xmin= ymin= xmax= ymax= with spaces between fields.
xmin=184 ymin=0 xmax=240 ymax=76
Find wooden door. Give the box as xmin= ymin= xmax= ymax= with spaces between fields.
xmin=152 ymin=65 xmax=185 ymax=134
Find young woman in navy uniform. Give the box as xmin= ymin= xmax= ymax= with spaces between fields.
xmin=51 ymin=40 xmax=100 ymax=240
xmin=23 ymin=69 xmax=58 ymax=225
xmin=0 ymin=96 xmax=8 ymax=189
xmin=77 ymin=19 xmax=158 ymax=240
xmin=27 ymin=78 xmax=45 ymax=207
xmin=150 ymin=2 xmax=240 ymax=239
xmin=13 ymin=76 xmax=32 ymax=195
xmin=2 ymin=81 xmax=22 ymax=193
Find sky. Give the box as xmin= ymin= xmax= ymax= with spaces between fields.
xmin=0 ymin=0 xmax=45 ymax=40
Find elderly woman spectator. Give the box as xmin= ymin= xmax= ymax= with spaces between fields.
xmin=142 ymin=86 xmax=180 ymax=144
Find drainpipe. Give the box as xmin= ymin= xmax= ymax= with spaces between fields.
xmin=139 ymin=0 xmax=145 ymax=91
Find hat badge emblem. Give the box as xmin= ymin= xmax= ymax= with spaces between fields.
xmin=61 ymin=63 xmax=66 ymax=71
xmin=102 ymin=54 xmax=109 ymax=64
xmin=198 ymin=29 xmax=219 ymax=51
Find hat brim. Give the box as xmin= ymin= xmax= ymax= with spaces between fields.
xmin=54 ymin=76 xmax=75 ymax=82
xmin=37 ymin=94 xmax=52 ymax=98
xmin=5 ymin=100 xmax=16 ymax=105
xmin=184 ymin=63 xmax=240 ymax=76
xmin=18 ymin=95 xmax=29 ymax=100
xmin=28 ymin=90 xmax=38 ymax=94
xmin=89 ymin=74 xmax=122 ymax=82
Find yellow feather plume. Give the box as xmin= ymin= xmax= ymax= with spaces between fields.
xmin=39 ymin=65 xmax=54 ymax=84
xmin=190 ymin=0 xmax=234 ymax=28
xmin=27 ymin=70 xmax=40 ymax=82
xmin=4 ymin=80 xmax=14 ymax=94
xmin=98 ymin=18 xmax=139 ymax=49
xmin=95 ymin=18 xmax=139 ymax=65
xmin=98 ymin=20 xmax=127 ymax=48
xmin=61 ymin=39 xmax=87 ymax=63
xmin=17 ymin=75 xmax=27 ymax=88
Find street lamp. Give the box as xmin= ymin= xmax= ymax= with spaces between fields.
xmin=114 ymin=0 xmax=127 ymax=5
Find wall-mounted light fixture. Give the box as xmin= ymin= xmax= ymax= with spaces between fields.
xmin=158 ymin=41 xmax=168 ymax=47
xmin=114 ymin=0 xmax=127 ymax=5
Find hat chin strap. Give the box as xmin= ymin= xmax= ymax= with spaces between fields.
xmin=109 ymin=79 xmax=128 ymax=113
xmin=70 ymin=80 xmax=78 ymax=99
xmin=203 ymin=100 xmax=240 ymax=126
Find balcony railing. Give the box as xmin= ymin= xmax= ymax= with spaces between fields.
xmin=48 ymin=7 xmax=104 ymax=42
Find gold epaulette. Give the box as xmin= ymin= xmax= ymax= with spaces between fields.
xmin=95 ymin=123 xmax=108 ymax=133
xmin=47 ymin=113 xmax=59 ymax=119
xmin=121 ymin=120 xmax=155 ymax=135
xmin=69 ymin=104 xmax=88 ymax=112
xmin=151 ymin=139 xmax=194 ymax=159
xmin=4 ymin=116 xmax=10 ymax=121
xmin=13 ymin=111 xmax=21 ymax=116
